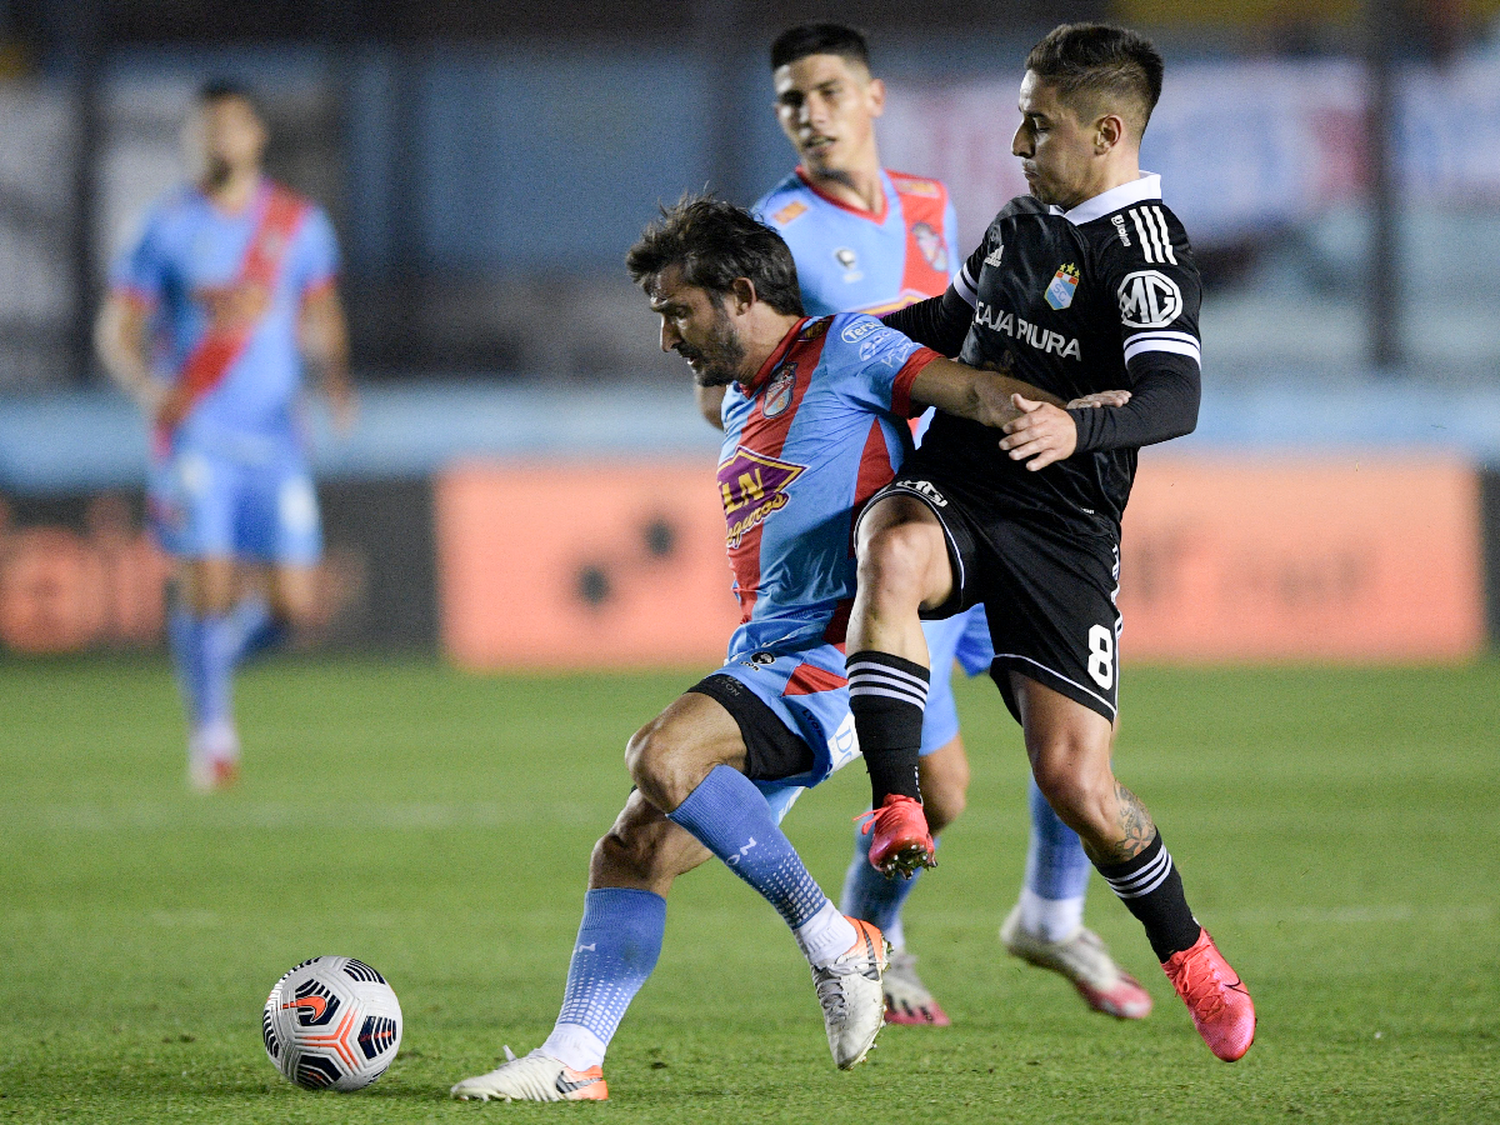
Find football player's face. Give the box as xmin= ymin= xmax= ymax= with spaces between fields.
xmin=773 ymin=53 xmax=885 ymax=177
xmin=649 ymin=266 xmax=748 ymax=388
xmin=186 ymin=96 xmax=267 ymax=188
xmin=1012 ymin=73 xmax=1097 ymax=211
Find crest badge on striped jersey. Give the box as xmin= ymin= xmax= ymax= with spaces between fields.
xmin=1045 ymin=263 xmax=1080 ymax=310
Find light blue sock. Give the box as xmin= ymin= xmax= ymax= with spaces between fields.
xmin=226 ymin=596 xmax=286 ymax=665
xmin=196 ymin=613 xmax=237 ymax=729
xmin=839 ymin=823 xmax=929 ymax=950
xmin=1026 ymin=776 xmax=1092 ymax=901
xmin=167 ymin=607 xmax=203 ymax=725
xmin=667 ymin=765 xmax=832 ymax=933
xmin=543 ymin=888 xmax=666 ymax=1070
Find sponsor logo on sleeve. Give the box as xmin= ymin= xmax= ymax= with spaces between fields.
xmin=772 ymin=200 xmax=808 ymax=225
xmin=1117 ymin=270 xmax=1184 ymax=328
xmin=839 ymin=318 xmax=880 ymax=344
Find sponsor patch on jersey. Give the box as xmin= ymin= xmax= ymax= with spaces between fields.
xmin=890 ymin=175 xmax=940 ymax=198
xmin=1117 ymin=269 xmax=1184 ymax=328
xmin=718 ymin=447 xmax=807 ymax=548
xmin=1045 ymin=263 xmax=1080 ymax=311
xmin=800 ymin=318 xmax=830 ymax=341
xmin=762 ymin=364 xmax=796 ymax=418
xmin=912 ymin=221 xmax=948 ymax=272
xmin=839 ymin=318 xmax=879 ymax=344
xmin=772 ymin=200 xmax=808 ymax=225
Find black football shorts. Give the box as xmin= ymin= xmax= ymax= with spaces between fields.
xmin=860 ymin=470 xmax=1123 ymax=725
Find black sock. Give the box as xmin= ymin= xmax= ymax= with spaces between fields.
xmin=846 ymin=650 xmax=929 ymax=805
xmin=1096 ymin=831 xmax=1202 ymax=961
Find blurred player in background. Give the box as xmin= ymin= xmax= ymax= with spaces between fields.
xmin=95 ymin=81 xmax=353 ymax=791
xmin=853 ymin=24 xmax=1255 ymax=1061
xmin=696 ymin=21 xmax=1150 ymax=1026
xmin=453 ymin=197 xmax=1079 ymax=1102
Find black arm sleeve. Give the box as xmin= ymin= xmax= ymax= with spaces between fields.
xmin=880 ymin=288 xmax=973 ymax=357
xmin=1068 ymin=352 xmax=1200 ymax=453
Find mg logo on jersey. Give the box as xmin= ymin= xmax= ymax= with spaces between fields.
xmin=718 ymin=447 xmax=807 ymax=548
xmin=1117 ymin=270 xmax=1183 ymax=328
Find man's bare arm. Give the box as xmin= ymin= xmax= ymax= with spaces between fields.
xmin=908 ymin=356 xmax=1065 ymax=428
xmin=95 ymin=294 xmax=166 ymax=415
xmin=299 ymin=285 xmax=356 ymax=432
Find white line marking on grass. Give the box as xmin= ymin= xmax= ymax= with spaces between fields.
xmin=0 ymin=801 xmax=603 ymax=833
xmin=1227 ymin=904 xmax=1494 ymax=926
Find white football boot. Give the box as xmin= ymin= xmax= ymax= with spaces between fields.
xmin=811 ymin=917 xmax=889 ymax=1069
xmin=1000 ymin=905 xmax=1153 ymax=1019
xmin=451 ymin=1046 xmax=607 ymax=1102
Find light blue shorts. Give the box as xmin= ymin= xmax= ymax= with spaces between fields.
xmin=920 ymin=604 xmax=995 ymax=754
xmin=149 ymin=444 xmax=322 ymax=566
xmin=690 ymin=643 xmax=861 ymax=824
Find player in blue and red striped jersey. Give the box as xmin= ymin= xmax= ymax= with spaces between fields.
xmin=698 ymin=23 xmax=1152 ymax=1026
xmin=452 ymin=196 xmax=1092 ymax=1102
xmin=95 ymin=82 xmax=354 ymax=791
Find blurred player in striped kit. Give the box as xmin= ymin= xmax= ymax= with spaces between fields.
xmin=96 ymin=82 xmax=354 ymax=791
xmin=697 ymin=22 xmax=1150 ymax=1026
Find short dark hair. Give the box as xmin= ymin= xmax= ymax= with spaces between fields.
xmin=627 ymin=195 xmax=803 ymax=316
xmin=1024 ymin=24 xmax=1164 ymax=138
xmin=770 ymin=22 xmax=870 ymax=71
xmin=195 ymin=79 xmax=262 ymax=117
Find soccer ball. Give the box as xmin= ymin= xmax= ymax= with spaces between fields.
xmin=262 ymin=956 xmax=403 ymax=1091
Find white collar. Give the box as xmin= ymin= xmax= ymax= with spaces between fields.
xmin=1049 ymin=172 xmax=1162 ymax=225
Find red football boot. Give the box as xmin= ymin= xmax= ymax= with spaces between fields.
xmin=857 ymin=794 xmax=936 ymax=878
xmin=1162 ymin=928 xmax=1256 ymax=1061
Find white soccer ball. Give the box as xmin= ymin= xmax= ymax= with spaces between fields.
xmin=262 ymin=956 xmax=403 ymax=1091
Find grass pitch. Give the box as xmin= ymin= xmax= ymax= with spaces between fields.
xmin=0 ymin=655 xmax=1496 ymax=1123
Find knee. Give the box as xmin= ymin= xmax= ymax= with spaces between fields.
xmin=1030 ymin=746 xmax=1112 ymax=833
xmin=592 ymin=824 xmax=655 ymax=884
xmin=624 ymin=720 xmax=695 ymax=812
xmin=857 ymin=523 xmax=939 ymax=607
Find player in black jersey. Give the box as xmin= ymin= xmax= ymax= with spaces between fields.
xmin=844 ymin=24 xmax=1256 ymax=1061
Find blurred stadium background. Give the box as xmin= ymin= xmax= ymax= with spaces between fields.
xmin=1 ymin=0 xmax=1498 ymax=664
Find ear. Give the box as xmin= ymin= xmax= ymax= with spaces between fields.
xmin=867 ymin=77 xmax=886 ymax=118
xmin=728 ymin=277 xmax=757 ymax=315
xmin=1095 ymin=112 xmax=1126 ymax=154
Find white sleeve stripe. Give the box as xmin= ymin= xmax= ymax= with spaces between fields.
xmin=1130 ymin=209 xmax=1157 ymax=263
xmin=1148 ymin=206 xmax=1178 ymax=265
xmin=953 ymin=265 xmax=978 ymax=307
xmin=1124 ymin=337 xmax=1201 ymax=364
xmin=1126 ymin=330 xmax=1198 ymax=346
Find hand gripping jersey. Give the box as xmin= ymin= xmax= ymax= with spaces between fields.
xmin=111 ymin=178 xmax=340 ymax=455
xmin=922 ymin=174 xmax=1201 ymax=537
xmin=718 ymin=313 xmax=937 ymax=660
xmin=756 ymin=169 xmax=959 ymax=316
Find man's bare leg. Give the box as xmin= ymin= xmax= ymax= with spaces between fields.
xmin=1011 ymin=674 xmax=1255 ymax=1059
xmin=845 ymin=495 xmax=954 ymax=873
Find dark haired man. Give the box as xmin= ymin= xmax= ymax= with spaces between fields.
xmin=849 ymin=24 xmax=1257 ymax=1061
xmin=699 ymin=21 xmax=1151 ymax=1027
xmin=451 ymin=196 xmax=1108 ymax=1101
xmin=96 ymin=82 xmax=353 ymax=791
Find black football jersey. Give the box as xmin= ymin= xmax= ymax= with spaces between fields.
xmin=919 ymin=177 xmax=1202 ymax=538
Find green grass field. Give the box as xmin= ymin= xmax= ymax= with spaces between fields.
xmin=0 ymin=655 xmax=1496 ymax=1123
